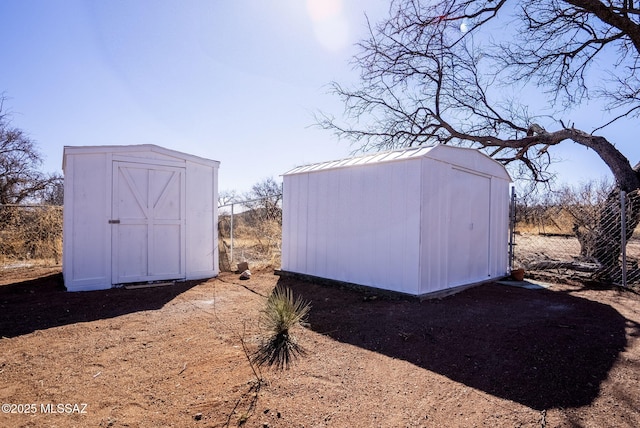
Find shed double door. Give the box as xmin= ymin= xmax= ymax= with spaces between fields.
xmin=111 ymin=161 xmax=186 ymax=284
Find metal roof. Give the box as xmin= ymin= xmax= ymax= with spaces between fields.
xmin=284 ymin=146 xmax=437 ymax=175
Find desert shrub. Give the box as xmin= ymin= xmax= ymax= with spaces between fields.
xmin=252 ymin=285 xmax=310 ymax=370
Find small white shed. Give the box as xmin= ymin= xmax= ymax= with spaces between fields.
xmin=62 ymin=144 xmax=219 ymax=292
xmin=281 ymin=145 xmax=512 ymax=297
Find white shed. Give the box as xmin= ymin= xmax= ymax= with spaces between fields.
xmin=281 ymin=145 xmax=512 ymax=298
xmin=62 ymin=144 xmax=219 ymax=292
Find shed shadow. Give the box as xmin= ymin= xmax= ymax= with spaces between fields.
xmin=0 ymin=273 xmax=204 ymax=338
xmin=281 ymin=277 xmax=628 ymax=410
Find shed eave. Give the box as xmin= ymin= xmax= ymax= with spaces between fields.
xmin=427 ymin=145 xmax=512 ymax=182
xmin=283 ymin=145 xmax=436 ymax=176
xmin=63 ymin=144 xmax=220 ymax=171
xmin=282 ymin=144 xmax=511 ymax=182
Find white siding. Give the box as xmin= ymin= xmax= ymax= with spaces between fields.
xmin=283 ymin=159 xmax=423 ymax=294
xmin=419 ymin=158 xmax=450 ymax=293
xmin=419 ymin=156 xmax=511 ymax=293
xmin=62 ymin=152 xmax=111 ymax=291
xmin=185 ymin=160 xmax=219 ymax=280
xmin=283 ymin=145 xmax=511 ymax=297
xmin=446 ymin=168 xmax=492 ymax=287
xmin=489 ymin=177 xmax=510 ymax=278
xmin=63 ymin=145 xmax=219 ymax=291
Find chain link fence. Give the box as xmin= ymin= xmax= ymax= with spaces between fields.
xmin=511 ymin=188 xmax=640 ymax=287
xmin=1 ymin=197 xmax=283 ymax=273
xmin=4 ymin=187 xmax=639 ymax=289
xmin=0 ymin=204 xmax=63 ymax=268
xmin=218 ymin=196 xmax=282 ymax=272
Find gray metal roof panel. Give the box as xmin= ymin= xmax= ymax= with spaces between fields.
xmin=284 ymin=146 xmax=437 ymax=176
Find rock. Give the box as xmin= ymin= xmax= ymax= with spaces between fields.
xmin=194 ymin=413 xmax=203 ymax=421
xmin=239 ymin=269 xmax=251 ymax=280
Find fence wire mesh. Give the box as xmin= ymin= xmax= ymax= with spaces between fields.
xmin=0 ymin=205 xmax=63 ymax=268
xmin=5 ymin=187 xmax=640 ymax=288
xmin=218 ymin=196 xmax=282 ymax=272
xmin=512 ymin=188 xmax=640 ymax=287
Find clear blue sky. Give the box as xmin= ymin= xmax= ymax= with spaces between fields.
xmin=0 ymin=0 xmax=635 ymax=194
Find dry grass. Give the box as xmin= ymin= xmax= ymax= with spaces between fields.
xmin=218 ymin=213 xmax=282 ymax=271
xmin=516 ymin=205 xmax=640 ymax=237
xmin=0 ymin=206 xmax=62 ymax=267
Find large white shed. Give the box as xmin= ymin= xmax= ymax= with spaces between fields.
xmin=62 ymin=144 xmax=219 ymax=292
xmin=281 ymin=145 xmax=512 ymax=297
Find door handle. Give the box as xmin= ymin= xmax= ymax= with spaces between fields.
xmin=108 ymin=219 xmax=120 ymax=224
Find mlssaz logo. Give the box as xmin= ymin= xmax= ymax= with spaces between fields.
xmin=40 ymin=403 xmax=88 ymax=414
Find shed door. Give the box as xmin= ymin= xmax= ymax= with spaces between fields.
xmin=447 ymin=168 xmax=491 ymax=287
xmin=111 ymin=161 xmax=186 ymax=284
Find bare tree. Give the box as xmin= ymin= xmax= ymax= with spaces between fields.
xmin=218 ymin=189 xmax=240 ymax=207
xmin=244 ymin=177 xmax=282 ymax=224
xmin=0 ymin=96 xmax=61 ymax=205
xmin=318 ymin=0 xmax=640 ymax=275
xmin=38 ymin=179 xmax=64 ymax=205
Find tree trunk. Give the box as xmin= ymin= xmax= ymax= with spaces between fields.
xmin=591 ymin=170 xmax=640 ymax=282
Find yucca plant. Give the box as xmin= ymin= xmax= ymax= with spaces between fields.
xmin=252 ymin=285 xmax=310 ymax=370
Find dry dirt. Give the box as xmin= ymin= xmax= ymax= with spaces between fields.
xmin=0 ymin=267 xmax=639 ymax=428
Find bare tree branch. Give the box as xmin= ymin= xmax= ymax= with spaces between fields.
xmin=317 ymin=0 xmax=640 ymax=192
xmin=0 ymin=95 xmax=61 ymax=205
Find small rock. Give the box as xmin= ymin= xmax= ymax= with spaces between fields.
xmin=194 ymin=413 xmax=203 ymax=421
xmin=239 ymin=269 xmax=251 ymax=280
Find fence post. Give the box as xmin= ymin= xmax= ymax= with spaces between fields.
xmin=621 ymin=190 xmax=627 ymax=287
xmin=509 ymin=187 xmax=516 ymax=271
xmin=230 ymin=202 xmax=234 ymax=266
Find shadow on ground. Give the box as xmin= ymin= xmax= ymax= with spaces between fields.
xmin=281 ymin=277 xmax=629 ymax=410
xmin=0 ymin=273 xmax=203 ymax=338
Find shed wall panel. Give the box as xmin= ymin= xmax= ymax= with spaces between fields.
xmin=306 ymin=172 xmax=321 ymax=276
xmin=63 ymin=145 xmax=218 ymax=291
xmin=419 ymin=158 xmax=450 ymax=293
xmin=446 ymin=168 xmax=492 ymax=287
xmin=283 ymin=160 xmax=422 ymax=294
xmin=386 ymin=160 xmax=422 ymax=294
xmin=489 ymin=178 xmax=510 ymax=278
xmin=420 ymin=159 xmax=510 ymax=292
xmin=322 ymin=169 xmax=341 ymax=279
xmin=63 ymin=152 xmax=111 ymax=290
xmin=281 ymin=179 xmax=292 ymax=270
xmin=185 ymin=161 xmax=219 ymax=279
xmin=282 ymin=145 xmax=511 ymax=297
xmin=282 ymin=173 xmax=309 ymax=273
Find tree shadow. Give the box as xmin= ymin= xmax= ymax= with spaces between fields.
xmin=281 ymin=277 xmax=630 ymax=410
xmin=0 ymin=273 xmax=205 ymax=338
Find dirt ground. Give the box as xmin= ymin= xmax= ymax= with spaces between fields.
xmin=0 ymin=267 xmax=639 ymax=428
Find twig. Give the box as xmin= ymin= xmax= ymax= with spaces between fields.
xmin=239 ymin=322 xmax=263 ymax=384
